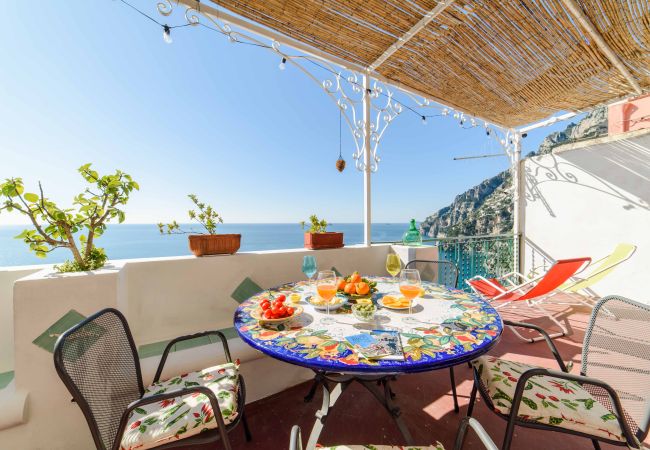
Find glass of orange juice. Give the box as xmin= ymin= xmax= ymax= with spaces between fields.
xmin=399 ymin=269 xmax=421 ymax=324
xmin=316 ymin=270 xmax=338 ymax=325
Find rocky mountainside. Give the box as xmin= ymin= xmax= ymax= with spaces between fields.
xmin=420 ymin=107 xmax=607 ymax=238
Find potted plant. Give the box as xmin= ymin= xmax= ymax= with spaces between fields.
xmin=301 ymin=215 xmax=344 ymax=250
xmin=0 ymin=163 xmax=139 ymax=272
xmin=159 ymin=194 xmax=240 ymax=256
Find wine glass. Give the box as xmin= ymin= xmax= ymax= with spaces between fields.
xmin=302 ymin=255 xmax=317 ymax=292
xmin=399 ymin=268 xmax=421 ymax=325
xmin=316 ymin=270 xmax=338 ymax=325
xmin=386 ymin=254 xmax=402 ymax=291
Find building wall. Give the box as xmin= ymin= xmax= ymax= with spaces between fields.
xmin=608 ymin=93 xmax=650 ymax=135
xmin=522 ymin=129 xmax=650 ymax=302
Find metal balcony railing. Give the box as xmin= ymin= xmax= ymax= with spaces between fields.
xmin=378 ymin=234 xmax=518 ymax=291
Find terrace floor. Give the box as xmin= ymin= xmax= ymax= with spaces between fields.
xmin=224 ymin=294 xmax=649 ymax=449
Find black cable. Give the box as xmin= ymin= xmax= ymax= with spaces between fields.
xmin=116 ymin=0 xmax=485 ymax=130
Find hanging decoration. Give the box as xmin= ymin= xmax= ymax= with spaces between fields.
xmin=115 ymin=0 xmax=513 ymax=171
xmin=336 ymin=109 xmax=346 ymax=172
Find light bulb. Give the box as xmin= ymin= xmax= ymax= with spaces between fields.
xmin=470 ymin=118 xmax=477 ymax=127
xmin=163 ymin=25 xmax=172 ymax=44
xmin=421 ymin=116 xmax=427 ymax=125
xmin=279 ymin=57 xmax=286 ymax=70
xmin=453 ymin=112 xmax=460 ymax=119
xmin=442 ymin=108 xmax=449 ymax=116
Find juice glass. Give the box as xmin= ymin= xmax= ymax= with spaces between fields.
xmin=316 ymin=270 xmax=338 ymax=325
xmin=399 ymin=269 xmax=421 ymax=325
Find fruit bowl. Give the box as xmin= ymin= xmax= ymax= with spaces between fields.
xmin=337 ymin=272 xmax=378 ymax=301
xmin=251 ymin=305 xmax=303 ymax=325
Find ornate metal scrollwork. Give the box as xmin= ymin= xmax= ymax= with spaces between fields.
xmin=152 ymin=0 xmax=497 ymax=172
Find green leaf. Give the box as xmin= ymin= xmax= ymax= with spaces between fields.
xmin=24 ymin=193 xmax=39 ymax=203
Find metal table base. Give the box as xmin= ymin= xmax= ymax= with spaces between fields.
xmin=304 ymin=371 xmax=414 ymax=450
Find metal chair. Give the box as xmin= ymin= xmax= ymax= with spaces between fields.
xmin=290 ymin=416 xmax=498 ymax=450
xmin=468 ymin=295 xmax=650 ymax=450
xmin=53 ymin=308 xmax=251 ymax=450
xmin=405 ymin=259 xmax=459 ymax=289
xmin=406 ymin=259 xmax=461 ymax=413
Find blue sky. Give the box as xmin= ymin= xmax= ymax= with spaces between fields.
xmin=0 ymin=0 xmax=574 ymax=225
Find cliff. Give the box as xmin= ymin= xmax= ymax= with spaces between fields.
xmin=420 ymin=107 xmax=607 ymax=238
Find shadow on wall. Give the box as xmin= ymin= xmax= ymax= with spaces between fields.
xmin=524 ymin=131 xmax=650 ymax=218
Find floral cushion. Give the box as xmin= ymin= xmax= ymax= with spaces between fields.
xmin=316 ymin=445 xmax=444 ymax=450
xmin=120 ymin=362 xmax=239 ymax=450
xmin=472 ymin=356 xmax=624 ymax=441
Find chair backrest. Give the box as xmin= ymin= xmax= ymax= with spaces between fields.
xmin=466 ymin=277 xmax=506 ymax=298
xmin=405 ymin=259 xmax=459 ymax=288
xmin=564 ymin=243 xmax=636 ymax=293
xmin=518 ymin=257 xmax=591 ymax=301
xmin=53 ymin=308 xmax=144 ymax=450
xmin=582 ymin=296 xmax=650 ymax=444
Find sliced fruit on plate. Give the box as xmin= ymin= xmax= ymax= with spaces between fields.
xmin=380 ymin=295 xmax=412 ymax=309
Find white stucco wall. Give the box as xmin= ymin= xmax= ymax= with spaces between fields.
xmin=522 ymin=129 xmax=650 ymax=302
xmin=0 ymin=266 xmax=44 ymax=374
xmin=0 ymin=244 xmax=436 ymax=449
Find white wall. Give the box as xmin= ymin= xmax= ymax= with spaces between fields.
xmin=0 ymin=244 xmax=412 ymax=450
xmin=0 ymin=266 xmax=44 ymax=373
xmin=522 ymin=129 xmax=650 ymax=302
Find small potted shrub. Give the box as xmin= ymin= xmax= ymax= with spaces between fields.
xmin=301 ymin=215 xmax=344 ymax=250
xmin=159 ymin=194 xmax=240 ymax=256
xmin=0 ymin=163 xmax=139 ymax=272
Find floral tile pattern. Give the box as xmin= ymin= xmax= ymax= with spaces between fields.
xmin=472 ymin=356 xmax=625 ymax=441
xmin=120 ymin=362 xmax=239 ymax=450
xmin=234 ymin=277 xmax=502 ymax=374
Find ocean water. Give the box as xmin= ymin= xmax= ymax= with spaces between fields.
xmin=0 ymin=223 xmax=407 ymax=267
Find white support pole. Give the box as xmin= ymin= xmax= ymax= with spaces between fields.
xmin=511 ymin=131 xmax=524 ymax=273
xmin=363 ymin=74 xmax=372 ymax=246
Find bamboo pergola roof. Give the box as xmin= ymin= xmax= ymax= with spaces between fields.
xmin=205 ymin=0 xmax=650 ymax=127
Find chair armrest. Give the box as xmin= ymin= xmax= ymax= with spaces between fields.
xmin=290 ymin=425 xmax=303 ymax=450
xmin=508 ymin=368 xmax=637 ymax=447
xmin=453 ymin=417 xmax=498 ymax=450
xmin=113 ymin=386 xmax=232 ymax=450
xmin=503 ymin=320 xmax=568 ymax=372
xmin=153 ymin=330 xmax=232 ymax=383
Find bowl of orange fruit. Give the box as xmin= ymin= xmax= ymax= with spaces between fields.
xmin=337 ymin=271 xmax=378 ymax=302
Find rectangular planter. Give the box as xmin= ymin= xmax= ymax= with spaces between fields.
xmin=304 ymin=232 xmax=344 ymax=250
xmin=188 ymin=234 xmax=241 ymax=256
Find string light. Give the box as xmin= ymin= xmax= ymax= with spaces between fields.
xmin=163 ymin=25 xmax=172 ymax=44
xmin=117 ymin=0 xmax=506 ymax=146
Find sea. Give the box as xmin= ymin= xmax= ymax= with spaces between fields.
xmin=0 ymin=223 xmax=407 ymax=267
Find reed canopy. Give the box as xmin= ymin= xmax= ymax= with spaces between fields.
xmin=202 ymin=0 xmax=649 ymax=127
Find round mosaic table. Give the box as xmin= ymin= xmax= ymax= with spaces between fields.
xmin=234 ymin=276 xmax=502 ymax=374
xmin=234 ymin=276 xmax=502 ymax=447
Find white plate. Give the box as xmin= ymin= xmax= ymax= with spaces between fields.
xmin=378 ymin=296 xmax=412 ymax=310
xmin=306 ymin=295 xmax=348 ymax=311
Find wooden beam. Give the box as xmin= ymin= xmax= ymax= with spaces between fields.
xmin=368 ymin=0 xmax=455 ymax=72
xmin=560 ymin=0 xmax=642 ymax=95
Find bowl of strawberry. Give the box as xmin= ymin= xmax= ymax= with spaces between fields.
xmin=251 ymin=294 xmax=303 ymax=325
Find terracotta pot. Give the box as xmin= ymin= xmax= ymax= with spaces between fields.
xmin=304 ymin=232 xmax=344 ymax=250
xmin=188 ymin=234 xmax=241 ymax=256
